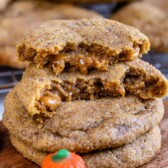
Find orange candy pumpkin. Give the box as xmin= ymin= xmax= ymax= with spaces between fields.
xmin=42 ymin=149 xmax=86 ymax=168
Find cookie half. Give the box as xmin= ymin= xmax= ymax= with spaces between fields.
xmin=144 ymin=0 xmax=168 ymax=15
xmin=15 ymin=59 xmax=168 ymax=118
xmin=3 ymin=87 xmax=164 ymax=153
xmin=17 ymin=18 xmax=150 ymax=74
xmin=0 ymin=1 xmax=101 ymax=68
xmin=112 ymin=1 xmax=168 ymax=52
xmin=10 ymin=126 xmax=161 ymax=168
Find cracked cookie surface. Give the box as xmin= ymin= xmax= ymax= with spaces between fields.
xmin=3 ymin=87 xmax=164 ymax=153
xmin=10 ymin=126 xmax=161 ymax=168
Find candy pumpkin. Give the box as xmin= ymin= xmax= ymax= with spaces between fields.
xmin=42 ymin=149 xmax=86 ymax=168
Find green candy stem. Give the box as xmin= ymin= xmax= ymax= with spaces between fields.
xmin=52 ymin=149 xmax=70 ymax=162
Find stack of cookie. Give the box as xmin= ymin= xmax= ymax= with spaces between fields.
xmin=3 ymin=19 xmax=168 ymax=168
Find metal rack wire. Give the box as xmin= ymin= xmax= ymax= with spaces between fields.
xmin=143 ymin=52 xmax=168 ymax=79
xmin=0 ymin=67 xmax=23 ymax=93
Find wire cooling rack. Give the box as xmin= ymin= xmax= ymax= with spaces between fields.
xmin=0 ymin=67 xmax=23 ymax=94
xmin=143 ymin=53 xmax=168 ymax=79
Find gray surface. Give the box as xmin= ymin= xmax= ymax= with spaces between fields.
xmin=0 ymin=93 xmax=7 ymax=120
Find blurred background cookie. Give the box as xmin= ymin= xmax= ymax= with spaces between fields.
xmin=112 ymin=1 xmax=168 ymax=52
xmin=0 ymin=0 xmax=102 ymax=69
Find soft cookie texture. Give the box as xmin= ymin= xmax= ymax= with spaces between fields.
xmin=15 ymin=59 xmax=168 ymax=118
xmin=3 ymin=87 xmax=164 ymax=153
xmin=10 ymin=126 xmax=161 ymax=168
xmin=112 ymin=0 xmax=168 ymax=52
xmin=0 ymin=1 xmax=101 ymax=68
xmin=2 ymin=18 xmax=165 ymax=168
xmin=17 ymin=19 xmax=150 ymax=74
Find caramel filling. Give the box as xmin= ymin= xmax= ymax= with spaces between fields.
xmin=49 ymin=53 xmax=109 ymax=75
xmin=124 ymin=74 xmax=162 ymax=98
xmin=35 ymin=79 xmax=125 ymax=115
xmin=35 ymin=71 xmax=163 ymax=116
xmin=47 ymin=45 xmax=140 ymax=75
xmin=19 ymin=43 xmax=142 ymax=75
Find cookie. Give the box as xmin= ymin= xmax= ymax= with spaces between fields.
xmin=10 ymin=126 xmax=161 ymax=168
xmin=15 ymin=58 xmax=168 ymax=118
xmin=17 ymin=18 xmax=150 ymax=74
xmin=3 ymin=87 xmax=164 ymax=153
xmin=0 ymin=1 xmax=102 ymax=68
xmin=112 ymin=2 xmax=168 ymax=52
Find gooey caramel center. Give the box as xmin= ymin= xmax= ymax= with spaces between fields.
xmin=39 ymin=94 xmax=61 ymax=111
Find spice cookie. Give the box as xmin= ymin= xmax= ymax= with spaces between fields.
xmin=10 ymin=126 xmax=161 ymax=168
xmin=3 ymin=87 xmax=164 ymax=153
xmin=112 ymin=2 xmax=168 ymax=52
xmin=17 ymin=18 xmax=150 ymax=74
xmin=0 ymin=1 xmax=101 ymax=68
xmin=15 ymin=58 xmax=168 ymax=118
